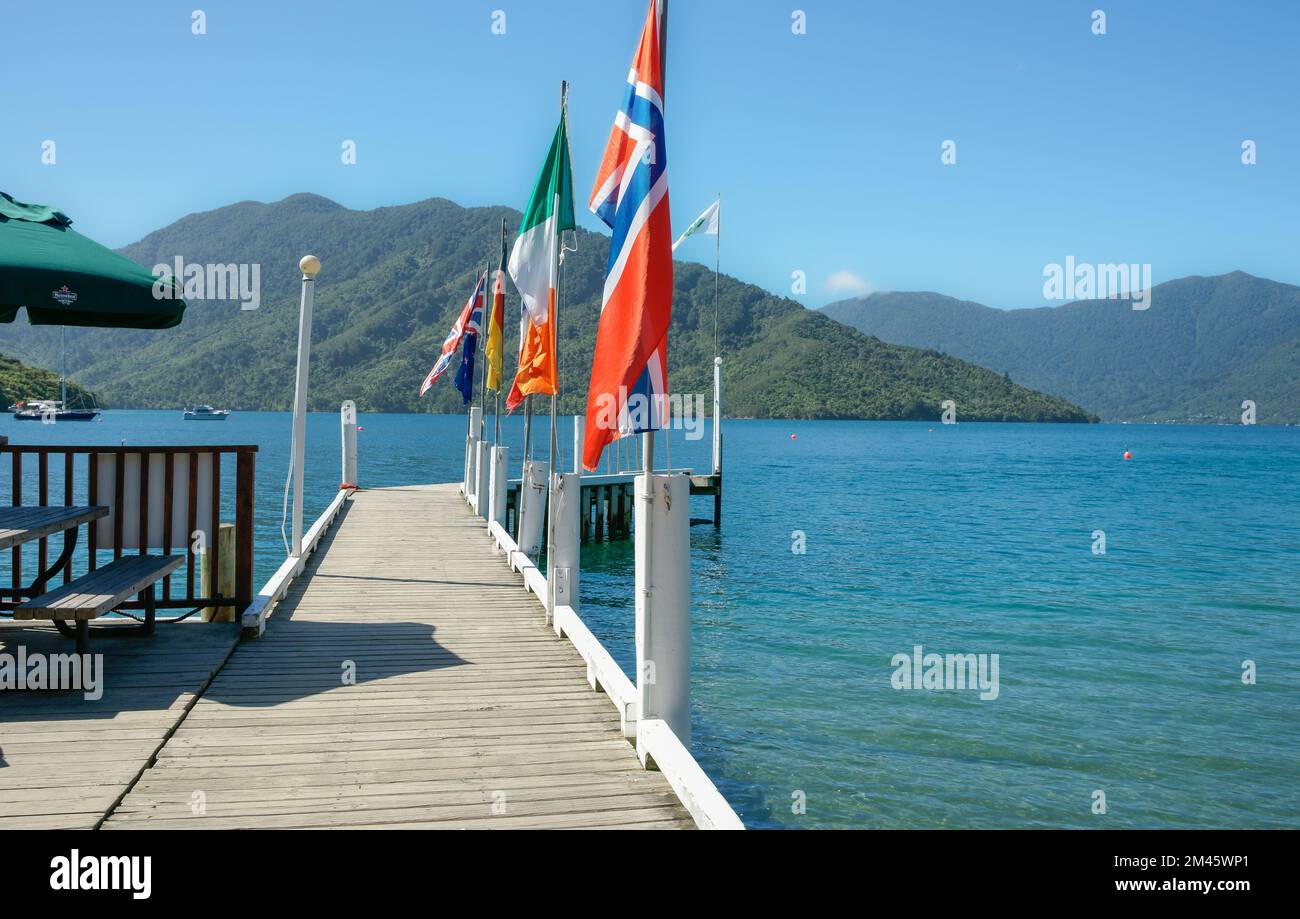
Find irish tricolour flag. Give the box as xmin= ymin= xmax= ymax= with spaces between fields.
xmin=506 ymin=109 xmax=575 ymax=412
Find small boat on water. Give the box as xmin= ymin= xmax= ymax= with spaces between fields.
xmin=11 ymin=398 xmax=101 ymax=422
xmin=9 ymin=328 xmax=102 ymax=421
xmin=183 ymin=404 xmax=230 ymax=421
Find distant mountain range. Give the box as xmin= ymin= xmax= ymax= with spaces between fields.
xmin=822 ymin=272 xmax=1300 ymax=424
xmin=0 ymin=353 xmax=96 ymax=408
xmin=0 ymin=194 xmax=1094 ymax=423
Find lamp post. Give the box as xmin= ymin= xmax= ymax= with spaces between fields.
xmin=290 ymin=254 xmax=320 ymax=558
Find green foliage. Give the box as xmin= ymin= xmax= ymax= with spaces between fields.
xmin=822 ymin=272 xmax=1300 ymax=423
xmin=0 ymin=353 xmax=98 ymax=407
xmin=0 ymin=194 xmax=1095 ymax=423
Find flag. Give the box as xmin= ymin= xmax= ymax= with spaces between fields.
xmin=419 ymin=272 xmax=485 ymax=397
xmin=672 ymin=198 xmax=719 ymax=251
xmin=485 ymin=219 xmax=508 ymax=392
xmin=582 ymin=0 xmax=672 ymax=472
xmin=452 ymin=330 xmax=477 ymax=404
xmin=505 ymin=107 xmax=575 ymax=412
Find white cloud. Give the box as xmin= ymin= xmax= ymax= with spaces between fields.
xmin=825 ymin=270 xmax=874 ymax=298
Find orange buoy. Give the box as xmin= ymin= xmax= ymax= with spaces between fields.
xmin=1123 ymin=451 xmax=1132 ymax=460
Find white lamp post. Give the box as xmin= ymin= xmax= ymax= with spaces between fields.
xmin=290 ymin=254 xmax=320 ymax=558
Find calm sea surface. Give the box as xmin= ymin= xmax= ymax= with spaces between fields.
xmin=3 ymin=410 xmax=1297 ymax=828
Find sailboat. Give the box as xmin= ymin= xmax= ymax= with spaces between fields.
xmin=10 ymin=328 xmax=101 ymax=421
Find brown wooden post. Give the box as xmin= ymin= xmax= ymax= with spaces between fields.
xmin=137 ymin=451 xmax=150 ymax=556
xmin=162 ymin=453 xmax=174 ymax=599
xmin=63 ymin=452 xmax=74 ymax=583
xmin=37 ymin=452 xmax=48 ymax=582
xmin=112 ymin=454 xmax=124 ymax=560
xmin=235 ymin=449 xmax=255 ymax=614
xmin=87 ymin=453 xmax=98 ymax=571
xmin=186 ymin=452 xmax=198 ymax=596
xmin=11 ymin=451 xmax=21 ymax=596
xmin=201 ymin=523 xmax=237 ymax=622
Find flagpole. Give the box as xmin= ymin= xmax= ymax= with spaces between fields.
xmin=546 ymin=80 xmax=568 ymax=617
xmin=477 ymin=264 xmax=489 ymax=443
xmin=522 ymin=397 xmax=532 ymax=461
xmin=644 ymin=0 xmax=667 ymax=480
xmin=494 ymin=219 xmax=505 ymax=444
xmin=517 ymin=394 xmax=531 ymax=540
xmin=714 ymin=193 xmax=721 ymax=359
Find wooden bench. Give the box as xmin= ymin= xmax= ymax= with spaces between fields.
xmin=13 ymin=555 xmax=186 ymax=654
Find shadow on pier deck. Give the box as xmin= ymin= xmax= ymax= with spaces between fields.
xmin=93 ymin=483 xmax=692 ymax=829
xmin=0 ymin=619 xmax=239 ymax=829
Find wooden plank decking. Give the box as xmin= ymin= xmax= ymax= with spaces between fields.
xmin=102 ymin=484 xmax=693 ymax=829
xmin=0 ymin=619 xmax=240 ymax=829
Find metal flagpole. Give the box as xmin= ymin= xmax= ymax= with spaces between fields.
xmin=522 ymin=398 xmax=532 ymax=461
xmin=714 ymin=193 xmax=721 ymax=359
xmin=494 ymin=220 xmax=505 ymax=444
xmin=517 ymin=395 xmax=532 ymax=541
xmin=476 ymin=264 xmax=489 ymax=443
xmin=546 ymin=80 xmax=568 ymax=616
xmin=644 ymin=0 xmax=667 ymax=482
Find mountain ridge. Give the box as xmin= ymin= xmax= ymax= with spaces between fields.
xmin=822 ymin=271 xmax=1300 ymax=423
xmin=0 ymin=193 xmax=1095 ymax=423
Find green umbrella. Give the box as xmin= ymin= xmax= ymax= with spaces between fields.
xmin=0 ymin=192 xmax=185 ymax=329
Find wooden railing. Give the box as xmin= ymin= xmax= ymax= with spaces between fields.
xmin=0 ymin=441 xmax=257 ymax=615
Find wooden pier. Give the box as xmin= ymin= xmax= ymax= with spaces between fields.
xmin=505 ymin=470 xmax=722 ymax=541
xmin=2 ymin=485 xmax=696 ymax=829
xmin=0 ymin=620 xmax=238 ymax=829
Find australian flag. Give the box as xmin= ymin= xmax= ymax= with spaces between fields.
xmin=453 ymin=330 xmax=478 ymax=404
xmin=420 ymin=272 xmax=485 ymax=399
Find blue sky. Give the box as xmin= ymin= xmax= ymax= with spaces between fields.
xmin=3 ymin=0 xmax=1297 ymax=308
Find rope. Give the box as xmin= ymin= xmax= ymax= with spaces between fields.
xmin=280 ymin=450 xmax=294 ymax=555
xmin=113 ymin=606 xmax=206 ymax=624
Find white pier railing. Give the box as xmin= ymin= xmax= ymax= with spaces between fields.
xmin=473 ymin=423 xmax=744 ymax=831
xmin=242 ymin=401 xmax=357 ymax=638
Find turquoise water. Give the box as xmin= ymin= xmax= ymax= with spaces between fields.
xmin=3 ymin=411 xmax=1297 ymax=828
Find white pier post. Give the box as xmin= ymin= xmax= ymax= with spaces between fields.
xmin=547 ymin=472 xmax=581 ymax=630
xmin=572 ymin=415 xmax=584 ymax=475
xmin=464 ymin=406 xmax=482 ymax=502
xmin=340 ymin=401 xmax=358 ymax=488
xmin=289 ymin=255 xmax=320 ymax=559
xmin=712 ymin=356 xmax=723 ymax=475
xmin=517 ymin=460 xmax=549 ymax=559
xmin=489 ymin=445 xmax=510 ymax=529
xmin=635 ymin=473 xmax=691 ymax=763
xmin=474 ymin=440 xmax=491 ymax=520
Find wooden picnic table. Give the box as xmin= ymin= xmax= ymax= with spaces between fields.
xmin=0 ymin=505 xmax=108 ymax=599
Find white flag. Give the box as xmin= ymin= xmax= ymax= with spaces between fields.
xmin=672 ymin=199 xmax=720 ymax=251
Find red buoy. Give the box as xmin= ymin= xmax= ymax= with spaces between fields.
xmin=1123 ymin=451 xmax=1132 ymax=460
xmin=790 ymin=433 xmax=797 ymax=440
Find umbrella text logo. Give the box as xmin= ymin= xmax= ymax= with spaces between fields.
xmin=52 ymin=286 xmax=78 ymax=306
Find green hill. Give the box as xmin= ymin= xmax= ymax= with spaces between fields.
xmin=0 ymin=353 xmax=98 ymax=408
xmin=822 ymin=272 xmax=1300 ymax=424
xmin=0 ymin=194 xmax=1094 ymax=423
